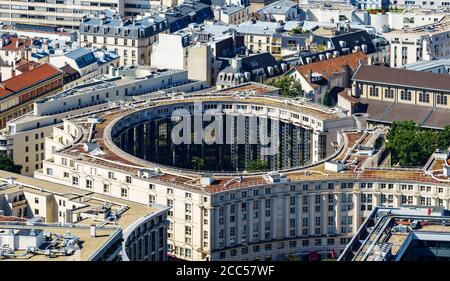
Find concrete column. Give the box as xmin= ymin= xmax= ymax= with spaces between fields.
xmin=271 ymin=196 xmax=277 ymax=239
xmin=413 ymin=195 xmax=420 ymax=205
xmin=353 ymin=192 xmax=361 ymax=232
xmin=373 ymin=193 xmax=379 ymax=208
xmin=224 ymin=204 xmax=230 ymax=246
xmin=334 ymin=193 xmax=341 ymax=235
xmin=308 ymin=194 xmax=314 ymax=236
xmin=248 ymin=200 xmax=254 ymax=239
xmin=322 ymin=193 xmax=328 ymax=235
xmin=259 ymin=199 xmax=265 ymax=239
xmin=296 ymin=194 xmax=302 ymax=236
xmin=284 ymin=195 xmax=290 ymax=238
xmin=235 ymin=202 xmax=240 ymax=246
xmin=213 ymin=207 xmax=220 ymax=250
xmin=394 ymin=194 xmax=401 ymax=207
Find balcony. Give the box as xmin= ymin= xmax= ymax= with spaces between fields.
xmin=12 ymin=199 xmax=27 ymax=208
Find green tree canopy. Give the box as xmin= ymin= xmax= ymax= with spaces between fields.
xmin=0 ymin=155 xmax=22 ymax=174
xmin=266 ymin=75 xmax=304 ymax=98
xmin=386 ymin=121 xmax=450 ymax=167
xmin=246 ymin=160 xmax=268 ymax=172
xmin=191 ymin=157 xmax=205 ymax=170
xmin=323 ymin=91 xmax=331 ymax=107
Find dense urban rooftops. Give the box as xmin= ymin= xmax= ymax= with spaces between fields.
xmin=0 ymin=170 xmax=162 ymax=261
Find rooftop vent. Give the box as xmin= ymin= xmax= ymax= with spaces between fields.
xmin=266 ymin=172 xmax=288 ymax=183
xmin=200 ymin=174 xmax=215 ymax=188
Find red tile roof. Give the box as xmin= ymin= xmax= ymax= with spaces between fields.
xmin=0 ymin=63 xmax=62 ymax=98
xmin=0 ymin=37 xmax=32 ymax=51
xmin=0 ymin=215 xmax=27 ymax=222
xmin=294 ymin=51 xmax=368 ymax=88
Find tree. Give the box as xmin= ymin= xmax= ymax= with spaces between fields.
xmin=291 ymin=26 xmax=302 ymax=34
xmin=323 ymin=91 xmax=331 ymax=107
xmin=246 ymin=159 xmax=268 ymax=172
xmin=267 ymin=75 xmax=304 ymax=98
xmin=191 ymin=157 xmax=205 ymax=170
xmin=386 ymin=121 xmax=450 ymax=167
xmin=0 ymin=155 xmax=22 ymax=173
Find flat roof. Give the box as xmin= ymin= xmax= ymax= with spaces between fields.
xmin=0 ymin=170 xmax=163 ymax=261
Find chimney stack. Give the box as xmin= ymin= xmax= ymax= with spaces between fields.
xmin=90 ymin=224 xmax=97 ymax=237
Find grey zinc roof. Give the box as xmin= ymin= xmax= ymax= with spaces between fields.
xmin=236 ymin=20 xmax=283 ymax=35
xmin=220 ymin=4 xmax=246 ymax=15
xmin=80 ymin=12 xmax=169 ymax=38
xmin=257 ymin=0 xmax=297 ymax=14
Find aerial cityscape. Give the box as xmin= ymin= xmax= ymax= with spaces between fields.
xmin=0 ymin=0 xmax=449 ymax=266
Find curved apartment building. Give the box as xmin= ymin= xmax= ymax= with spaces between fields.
xmin=34 ymin=93 xmax=450 ymax=261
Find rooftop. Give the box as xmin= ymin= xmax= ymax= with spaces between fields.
xmin=257 ymin=0 xmax=298 ymax=15
xmin=0 ymin=170 xmax=162 ymax=261
xmin=236 ymin=20 xmax=283 ymax=35
xmin=40 ymin=91 xmax=450 ymax=194
xmin=292 ymin=51 xmax=368 ymax=88
xmin=0 ymin=63 xmax=62 ymax=98
xmin=353 ymin=65 xmax=450 ymax=93
xmin=339 ymin=206 xmax=450 ymax=261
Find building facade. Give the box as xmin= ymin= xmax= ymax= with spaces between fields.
xmin=79 ymin=12 xmax=169 ymax=67
xmin=28 ymin=88 xmax=450 ymax=261
xmin=0 ymin=63 xmax=62 ymax=129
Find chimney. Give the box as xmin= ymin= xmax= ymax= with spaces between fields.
xmin=11 ymin=68 xmax=16 ymax=78
xmin=308 ymin=69 xmax=313 ymax=81
xmin=90 ymin=224 xmax=97 ymax=237
xmin=0 ymin=72 xmax=2 ymax=82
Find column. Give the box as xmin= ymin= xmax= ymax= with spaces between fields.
xmin=334 ymin=193 xmax=341 ymax=235
xmin=353 ymin=192 xmax=361 ymax=232
xmin=309 ymin=193 xmax=315 ymax=236
xmin=394 ymin=194 xmax=401 ymax=207
xmin=271 ymin=196 xmax=277 ymax=239
xmin=248 ymin=200 xmax=254 ymax=239
xmin=296 ymin=194 xmax=302 ymax=236
xmin=322 ymin=193 xmax=328 ymax=235
xmin=373 ymin=193 xmax=379 ymax=208
xmin=284 ymin=195 xmax=290 ymax=238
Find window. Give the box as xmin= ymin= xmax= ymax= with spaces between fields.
xmin=46 ymin=168 xmax=53 ymax=176
xmin=400 ymin=90 xmax=412 ymax=101
xmin=437 ymin=94 xmax=448 ymax=105
xmin=185 ymin=192 xmax=192 ymax=199
xmin=369 ymin=86 xmax=378 ymax=97
xmin=419 ymin=92 xmax=429 ymax=103
xmin=185 ymin=226 xmax=192 ymax=236
xmin=35 ymin=197 xmax=39 ymax=204
xmin=86 ymin=179 xmax=93 ymax=189
xmin=108 ymin=172 xmax=115 ymax=179
xmin=121 ymin=188 xmax=128 ymax=198
xmin=72 ymin=176 xmax=79 ymax=186
xmin=63 ymin=172 xmax=69 ymax=178
xmin=125 ymin=176 xmax=132 ymax=183
xmin=103 ymin=183 xmax=109 ymax=193
xmin=384 ymin=88 xmax=394 ymax=99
